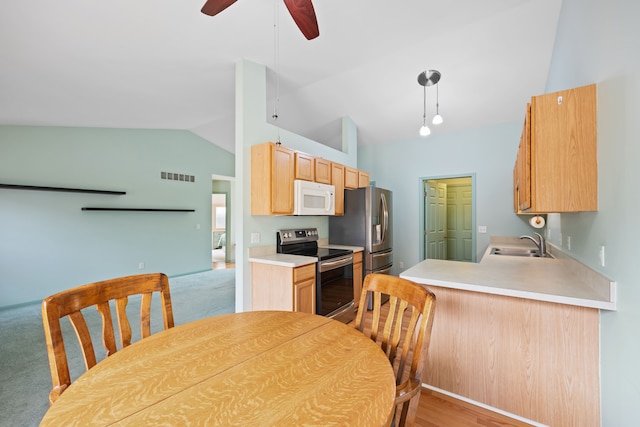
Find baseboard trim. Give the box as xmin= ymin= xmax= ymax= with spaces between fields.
xmin=421 ymin=384 xmax=549 ymax=427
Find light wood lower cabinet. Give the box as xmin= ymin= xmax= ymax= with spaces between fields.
xmin=353 ymin=251 xmax=363 ymax=308
xmin=424 ymin=285 xmax=599 ymax=427
xmin=251 ymin=263 xmax=316 ymax=314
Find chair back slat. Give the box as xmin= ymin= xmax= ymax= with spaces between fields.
xmin=67 ymin=310 xmax=98 ymax=369
xmin=115 ymin=296 xmax=132 ymax=348
xmin=354 ymin=273 xmax=436 ymax=427
xmin=139 ymin=292 xmax=153 ymax=338
xmin=95 ymin=301 xmax=118 ymax=358
xmin=41 ymin=273 xmax=174 ymax=404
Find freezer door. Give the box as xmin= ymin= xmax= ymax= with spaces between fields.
xmin=367 ymin=249 xmax=393 ymax=271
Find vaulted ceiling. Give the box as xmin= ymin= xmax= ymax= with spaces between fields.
xmin=0 ymin=0 xmax=562 ymax=153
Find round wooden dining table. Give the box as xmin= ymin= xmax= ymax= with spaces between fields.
xmin=40 ymin=310 xmax=396 ymax=426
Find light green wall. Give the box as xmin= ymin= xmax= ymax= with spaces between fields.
xmin=235 ymin=59 xmax=359 ymax=312
xmin=543 ymin=0 xmax=640 ymax=424
xmin=357 ymin=122 xmax=533 ymax=275
xmin=0 ymin=126 xmax=234 ymax=307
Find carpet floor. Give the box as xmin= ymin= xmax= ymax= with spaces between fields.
xmin=0 ymin=269 xmax=235 ymax=427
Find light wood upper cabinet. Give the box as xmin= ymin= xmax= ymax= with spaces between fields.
xmin=314 ymin=158 xmax=332 ymax=184
xmin=331 ymin=163 xmax=345 ymax=216
xmin=514 ymin=84 xmax=597 ymax=213
xmin=358 ymin=171 xmax=370 ymax=188
xmin=251 ymin=142 xmax=295 ymax=215
xmin=344 ymin=166 xmax=359 ymax=189
xmin=514 ymin=103 xmax=532 ymax=212
xmin=294 ymin=152 xmax=315 ymax=181
xmin=251 ymin=141 xmax=371 ymax=216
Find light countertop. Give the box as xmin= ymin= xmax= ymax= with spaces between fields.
xmin=248 ymin=243 xmax=363 ymax=268
xmin=400 ymin=236 xmax=616 ymax=310
xmin=248 ymin=253 xmax=317 ymax=268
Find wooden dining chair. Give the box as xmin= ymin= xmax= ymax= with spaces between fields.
xmin=41 ymin=272 xmax=175 ymax=404
xmin=354 ymin=274 xmax=436 ymax=427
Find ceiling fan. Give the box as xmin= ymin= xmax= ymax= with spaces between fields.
xmin=201 ymin=0 xmax=320 ymax=40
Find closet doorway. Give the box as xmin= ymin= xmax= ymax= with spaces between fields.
xmin=422 ymin=175 xmax=476 ymax=262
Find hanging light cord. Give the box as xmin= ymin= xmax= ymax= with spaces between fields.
xmin=422 ymin=82 xmax=427 ymax=125
xmin=273 ymin=0 xmax=281 ymax=142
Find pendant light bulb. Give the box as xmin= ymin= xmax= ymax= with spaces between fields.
xmin=432 ymin=114 xmax=443 ymax=125
xmin=418 ymin=74 xmax=430 ymax=137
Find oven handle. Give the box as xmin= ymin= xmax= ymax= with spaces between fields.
xmin=318 ymin=255 xmax=353 ymax=272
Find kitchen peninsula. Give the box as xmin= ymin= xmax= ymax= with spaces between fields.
xmin=400 ymin=236 xmax=615 ymax=427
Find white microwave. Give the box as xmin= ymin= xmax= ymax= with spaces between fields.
xmin=293 ymin=180 xmax=336 ymax=216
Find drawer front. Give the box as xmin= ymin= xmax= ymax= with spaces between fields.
xmin=293 ymin=264 xmax=316 ymax=282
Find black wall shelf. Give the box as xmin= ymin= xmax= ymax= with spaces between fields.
xmin=1 ymin=183 xmax=125 ymax=195
xmin=82 ymin=208 xmax=195 ymax=212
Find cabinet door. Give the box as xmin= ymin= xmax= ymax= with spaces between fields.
xmin=331 ymin=163 xmax=345 ymax=216
xmin=344 ymin=166 xmax=359 ymax=189
xmin=352 ymin=251 xmax=363 ymax=308
xmin=358 ymin=171 xmax=370 ymax=188
xmin=315 ymin=158 xmax=332 ymax=184
xmin=531 ymin=84 xmax=597 ymax=212
xmin=272 ymin=145 xmax=295 ymax=214
xmin=295 ymin=152 xmax=315 ymax=181
xmin=513 ymin=105 xmax=531 ymax=213
xmin=251 ymin=142 xmax=294 ymax=215
xmin=294 ymin=278 xmax=316 ymax=314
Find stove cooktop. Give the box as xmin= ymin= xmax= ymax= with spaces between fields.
xmin=276 ymin=228 xmax=352 ymax=261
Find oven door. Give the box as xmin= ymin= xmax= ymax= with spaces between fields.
xmin=316 ymin=254 xmax=354 ymax=323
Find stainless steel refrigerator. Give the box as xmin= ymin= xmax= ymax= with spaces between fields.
xmin=329 ymin=186 xmax=393 ymax=278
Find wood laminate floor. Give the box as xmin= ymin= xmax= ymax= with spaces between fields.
xmin=212 ymin=261 xmax=235 ymax=270
xmin=416 ymin=388 xmax=533 ymax=427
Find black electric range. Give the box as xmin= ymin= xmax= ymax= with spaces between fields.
xmin=276 ymin=228 xmax=355 ymax=324
xmin=276 ymin=228 xmax=352 ymax=260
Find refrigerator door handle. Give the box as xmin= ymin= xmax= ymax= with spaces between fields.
xmin=381 ymin=192 xmax=389 ymax=245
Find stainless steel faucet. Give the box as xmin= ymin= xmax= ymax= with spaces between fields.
xmin=519 ymin=232 xmax=546 ymax=256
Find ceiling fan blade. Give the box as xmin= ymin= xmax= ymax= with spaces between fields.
xmin=282 ymin=0 xmax=319 ymax=40
xmin=201 ymin=0 xmax=237 ymax=16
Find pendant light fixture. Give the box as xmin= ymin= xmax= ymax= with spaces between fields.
xmin=419 ymin=81 xmax=431 ymax=136
xmin=417 ymin=70 xmax=442 ymax=136
xmin=432 ymin=83 xmax=443 ymax=125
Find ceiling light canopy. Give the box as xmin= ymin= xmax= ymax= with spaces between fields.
xmin=417 ymin=70 xmax=443 ymax=137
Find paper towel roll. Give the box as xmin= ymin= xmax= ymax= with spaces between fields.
xmin=529 ymin=215 xmax=545 ymax=228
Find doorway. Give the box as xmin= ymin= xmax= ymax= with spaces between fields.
xmin=212 ymin=177 xmax=235 ymax=269
xmin=422 ymin=175 xmax=476 ymax=262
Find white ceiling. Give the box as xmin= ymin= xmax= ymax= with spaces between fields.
xmin=0 ymin=0 xmax=562 ymax=154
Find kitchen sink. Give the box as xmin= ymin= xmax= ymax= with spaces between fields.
xmin=490 ymin=247 xmax=554 ymax=258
